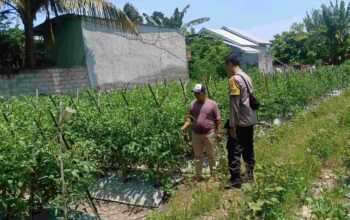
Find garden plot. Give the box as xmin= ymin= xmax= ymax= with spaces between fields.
xmin=1 ymin=66 xmax=350 ymax=218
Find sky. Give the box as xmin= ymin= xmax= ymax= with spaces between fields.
xmin=111 ymin=0 xmax=334 ymax=40
xmin=29 ymin=0 xmax=347 ymax=41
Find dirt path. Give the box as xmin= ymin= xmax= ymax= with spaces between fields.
xmin=76 ymin=201 xmax=152 ymax=220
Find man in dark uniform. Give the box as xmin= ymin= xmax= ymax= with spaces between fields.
xmin=224 ymin=55 xmax=257 ymax=189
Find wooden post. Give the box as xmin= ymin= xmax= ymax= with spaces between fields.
xmin=76 ymin=89 xmax=80 ymax=103
xmin=97 ymin=91 xmax=101 ymax=108
xmin=36 ymin=89 xmax=39 ymax=99
xmin=58 ymin=103 xmax=68 ymax=220
xmin=286 ymin=71 xmax=291 ymax=91
xmin=179 ymin=78 xmax=188 ymax=104
xmin=205 ymin=81 xmax=211 ymax=99
xmin=264 ymin=74 xmax=269 ymax=94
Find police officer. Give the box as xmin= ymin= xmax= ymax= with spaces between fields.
xmin=224 ymin=55 xmax=257 ymax=189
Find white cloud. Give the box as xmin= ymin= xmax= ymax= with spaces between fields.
xmin=244 ymin=15 xmax=305 ymax=41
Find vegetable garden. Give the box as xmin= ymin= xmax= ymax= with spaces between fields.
xmin=1 ymin=66 xmax=350 ymax=219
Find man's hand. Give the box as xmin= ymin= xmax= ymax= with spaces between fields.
xmin=181 ymin=118 xmax=191 ymax=133
xmin=181 ymin=125 xmax=188 ymax=133
xmin=217 ymin=132 xmax=223 ymax=140
xmin=229 ymin=127 xmax=237 ymax=139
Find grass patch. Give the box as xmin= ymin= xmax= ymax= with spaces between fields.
xmin=148 ymin=183 xmax=221 ymax=220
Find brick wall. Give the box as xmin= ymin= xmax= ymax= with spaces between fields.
xmin=0 ymin=66 xmax=90 ymax=96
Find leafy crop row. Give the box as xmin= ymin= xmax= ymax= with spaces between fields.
xmin=0 ymin=66 xmax=349 ymax=218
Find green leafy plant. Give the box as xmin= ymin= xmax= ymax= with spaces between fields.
xmin=0 ymin=65 xmax=350 ymax=218
xmin=308 ymin=130 xmax=335 ymax=159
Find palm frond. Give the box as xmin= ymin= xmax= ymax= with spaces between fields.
xmin=143 ymin=12 xmax=159 ymax=26
xmin=183 ymin=17 xmax=209 ymax=29
xmin=57 ymin=0 xmax=138 ymax=34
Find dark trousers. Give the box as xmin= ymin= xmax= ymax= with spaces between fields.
xmin=226 ymin=126 xmax=255 ymax=184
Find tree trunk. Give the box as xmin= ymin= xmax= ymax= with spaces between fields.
xmin=23 ymin=19 xmax=36 ymax=68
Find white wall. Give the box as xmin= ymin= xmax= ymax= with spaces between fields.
xmin=81 ymin=21 xmax=188 ymax=89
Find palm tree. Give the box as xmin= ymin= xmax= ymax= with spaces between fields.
xmin=0 ymin=0 xmax=137 ymax=68
xmin=143 ymin=4 xmax=209 ymax=35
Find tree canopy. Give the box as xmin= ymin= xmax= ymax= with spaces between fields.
xmin=143 ymin=4 xmax=209 ymax=35
xmin=0 ymin=0 xmax=137 ymax=68
xmin=123 ymin=2 xmax=143 ymax=24
xmin=270 ymin=0 xmax=350 ymax=65
xmin=187 ymin=34 xmax=230 ymax=79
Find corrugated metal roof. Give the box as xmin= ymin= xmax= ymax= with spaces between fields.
xmin=199 ymin=28 xmax=258 ymax=47
xmin=222 ymin=26 xmax=271 ymax=45
xmin=223 ymin=41 xmax=261 ymax=54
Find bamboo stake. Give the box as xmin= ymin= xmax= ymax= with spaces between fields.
xmin=97 ymin=91 xmax=101 ymax=107
xmin=87 ymin=90 xmax=101 ymax=113
xmin=205 ymin=81 xmax=211 ymax=99
xmin=49 ymin=95 xmax=57 ymax=107
xmin=76 ymin=89 xmax=80 ymax=103
xmin=69 ymin=97 xmax=78 ymax=113
xmin=47 ymin=107 xmax=101 ymax=220
xmin=264 ymin=74 xmax=269 ymax=94
xmin=58 ymin=103 xmax=68 ymax=220
xmin=179 ymin=78 xmax=188 ymax=104
xmin=2 ymin=113 xmax=14 ymax=136
xmin=121 ymin=91 xmax=129 ymax=106
xmin=148 ymin=84 xmax=159 ymax=108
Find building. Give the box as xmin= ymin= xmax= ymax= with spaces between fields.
xmin=199 ymin=26 xmax=273 ymax=74
xmin=34 ymin=14 xmax=188 ymax=90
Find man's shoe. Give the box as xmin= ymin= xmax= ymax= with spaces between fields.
xmin=210 ymin=175 xmax=218 ymax=182
xmin=193 ymin=175 xmax=205 ymax=182
xmin=224 ymin=180 xmax=241 ymax=189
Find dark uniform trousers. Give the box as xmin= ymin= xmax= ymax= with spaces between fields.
xmin=226 ymin=126 xmax=255 ymax=184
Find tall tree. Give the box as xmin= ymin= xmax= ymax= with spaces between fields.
xmin=123 ymin=2 xmax=143 ymax=24
xmin=0 ymin=0 xmax=137 ymax=68
xmin=304 ymin=0 xmax=350 ymax=64
xmin=270 ymin=23 xmax=312 ymax=64
xmin=271 ymin=0 xmax=350 ymax=65
xmin=143 ymin=4 xmax=209 ymax=35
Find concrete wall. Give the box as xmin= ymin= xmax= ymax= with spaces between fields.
xmin=0 ymin=66 xmax=90 ymax=96
xmin=241 ymin=53 xmax=259 ymax=69
xmin=230 ymin=46 xmax=273 ymax=73
xmin=230 ymin=47 xmax=259 ymax=69
xmin=81 ymin=22 xmax=188 ymax=89
xmin=258 ymin=53 xmax=274 ymax=74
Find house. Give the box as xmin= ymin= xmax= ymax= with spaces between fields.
xmin=34 ymin=14 xmax=188 ymax=90
xmin=199 ymin=26 xmax=273 ymax=74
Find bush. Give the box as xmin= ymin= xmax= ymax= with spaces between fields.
xmin=187 ymin=34 xmax=231 ymax=80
